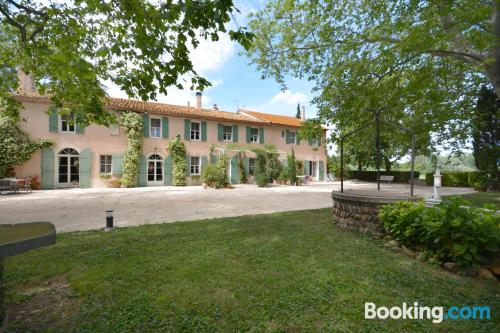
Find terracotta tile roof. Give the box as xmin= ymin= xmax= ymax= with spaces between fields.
xmin=13 ymin=92 xmax=268 ymax=125
xmin=239 ymin=109 xmax=304 ymax=127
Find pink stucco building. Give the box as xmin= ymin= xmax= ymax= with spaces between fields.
xmin=13 ymin=85 xmax=326 ymax=189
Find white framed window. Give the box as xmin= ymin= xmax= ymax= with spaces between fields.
xmin=289 ymin=131 xmax=297 ymax=144
xmin=223 ymin=125 xmax=233 ymax=141
xmin=150 ymin=117 xmax=161 ymax=138
xmin=60 ymin=113 xmax=75 ymax=133
xmin=250 ymin=128 xmax=259 ymax=143
xmin=190 ymin=156 xmax=201 ymax=175
xmin=249 ymin=158 xmax=255 ymax=175
xmin=191 ymin=122 xmax=200 ymax=140
xmin=100 ymin=155 xmax=112 ymax=174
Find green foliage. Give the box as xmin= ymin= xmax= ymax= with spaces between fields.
xmin=247 ymin=0 xmax=498 ymax=156
xmin=425 ymin=172 xmax=470 ymax=187
xmin=265 ymin=153 xmax=282 ymax=182
xmin=202 ymin=153 xmax=229 ymax=189
xmin=0 ymin=1 xmax=253 ymax=124
xmin=167 ymin=135 xmax=187 ymax=186
xmin=468 ymin=172 xmax=490 ymax=188
xmin=287 ymin=148 xmax=297 ymax=185
xmin=379 ymin=199 xmax=500 ymax=266
xmin=238 ymin=153 xmax=247 ymax=184
xmin=0 ymin=103 xmax=53 ymax=177
xmin=119 ymin=112 xmax=143 ymax=187
xmin=345 ymin=170 xmax=419 ymax=184
xmin=254 ymin=151 xmax=268 ymax=187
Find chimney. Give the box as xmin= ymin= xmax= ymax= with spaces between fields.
xmin=301 ymin=106 xmax=306 ymax=121
xmin=17 ymin=68 xmax=35 ymax=92
xmin=196 ymin=91 xmax=202 ymax=109
xmin=187 ymin=101 xmax=190 ymax=107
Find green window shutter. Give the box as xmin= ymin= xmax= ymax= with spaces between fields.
xmin=184 ymin=119 xmax=191 ymax=140
xmin=75 ymin=123 xmax=85 ymax=134
xmin=296 ymin=133 xmax=301 ymax=145
xmin=211 ymin=154 xmax=218 ymax=164
xmin=304 ymin=160 xmax=310 ymax=176
xmin=201 ymin=156 xmax=208 ymax=173
xmin=217 ymin=124 xmax=223 ymax=141
xmin=259 ymin=128 xmax=264 ymax=144
xmin=164 ymin=156 xmax=173 ymax=185
xmin=79 ymin=148 xmax=91 ymax=188
xmin=162 ymin=117 xmax=169 ymax=138
xmin=138 ymin=154 xmax=147 ymax=187
xmin=285 ymin=130 xmax=291 ymax=144
xmin=246 ymin=126 xmax=251 ymax=143
xmin=111 ymin=154 xmax=123 ymax=174
xmin=230 ymin=155 xmax=239 ymax=184
xmin=232 ymin=125 xmax=238 ymax=143
xmin=244 ymin=157 xmax=250 ymax=175
xmin=41 ymin=147 xmax=55 ymax=189
xmin=319 ymin=161 xmax=325 ymax=181
xmin=201 ymin=121 xmax=207 ymax=142
xmin=186 ymin=154 xmax=191 ymax=176
xmin=49 ymin=108 xmax=58 ymax=133
xmin=143 ymin=114 xmax=150 ymax=137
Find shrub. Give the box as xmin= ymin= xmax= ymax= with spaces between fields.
xmin=119 ymin=112 xmax=143 ymax=187
xmin=379 ymin=198 xmax=500 ymax=266
xmin=468 ymin=171 xmax=489 ymax=188
xmin=255 ymin=151 xmax=268 ymax=187
xmin=202 ymin=154 xmax=229 ymax=189
xmin=167 ymin=135 xmax=187 ymax=186
xmin=288 ymin=148 xmax=297 ymax=185
xmin=266 ymin=153 xmax=282 ymax=182
xmin=238 ymin=153 xmax=247 ymax=184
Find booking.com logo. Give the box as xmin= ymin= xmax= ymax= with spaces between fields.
xmin=365 ymin=302 xmax=491 ymax=324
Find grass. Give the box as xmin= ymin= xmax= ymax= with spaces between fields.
xmin=443 ymin=192 xmax=500 ymax=210
xmin=5 ymin=209 xmax=499 ymax=332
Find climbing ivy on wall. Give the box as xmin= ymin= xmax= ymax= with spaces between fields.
xmin=0 ymin=99 xmax=53 ymax=178
xmin=119 ymin=112 xmax=144 ymax=187
xmin=167 ymin=135 xmax=187 ymax=186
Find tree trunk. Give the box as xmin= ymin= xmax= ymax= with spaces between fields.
xmin=357 ymin=160 xmax=363 ymax=178
xmin=488 ymin=0 xmax=500 ymax=99
xmin=384 ymin=158 xmax=392 ymax=172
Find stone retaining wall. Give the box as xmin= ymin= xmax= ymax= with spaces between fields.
xmin=331 ymin=191 xmax=421 ymax=236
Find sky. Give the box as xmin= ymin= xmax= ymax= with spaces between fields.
xmin=105 ymin=0 xmax=319 ymax=121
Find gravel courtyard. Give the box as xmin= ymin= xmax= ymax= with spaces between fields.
xmin=0 ymin=181 xmax=474 ymax=233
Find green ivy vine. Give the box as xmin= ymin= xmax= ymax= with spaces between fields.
xmin=167 ymin=135 xmax=187 ymax=186
xmin=119 ymin=111 xmax=144 ymax=187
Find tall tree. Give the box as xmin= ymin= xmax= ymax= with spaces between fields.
xmin=472 ymin=85 xmax=499 ymax=186
xmin=246 ymin=0 xmax=496 ymax=153
xmin=296 ymin=102 xmax=301 ymax=119
xmin=0 ymin=0 xmax=253 ymax=124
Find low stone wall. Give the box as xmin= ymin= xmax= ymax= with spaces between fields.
xmin=331 ymin=191 xmax=421 ymax=237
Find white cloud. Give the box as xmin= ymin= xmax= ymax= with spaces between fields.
xmin=190 ymin=33 xmax=235 ymax=74
xmin=269 ymin=90 xmax=307 ymax=106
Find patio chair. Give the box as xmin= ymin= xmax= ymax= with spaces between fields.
xmin=327 ymin=173 xmax=336 ymax=182
xmin=23 ymin=177 xmax=32 ymax=193
xmin=10 ymin=179 xmax=20 ymax=194
xmin=0 ymin=179 xmax=10 ymax=193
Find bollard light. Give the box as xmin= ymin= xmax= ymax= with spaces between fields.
xmin=105 ymin=210 xmax=114 ymax=230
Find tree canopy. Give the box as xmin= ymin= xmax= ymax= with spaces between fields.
xmin=0 ymin=0 xmax=253 ymax=124
xmin=246 ymin=0 xmax=499 ymax=159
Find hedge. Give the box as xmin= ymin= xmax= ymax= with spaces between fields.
xmin=346 ymin=170 xmax=420 ymax=184
xmin=425 ymin=171 xmax=499 ymax=187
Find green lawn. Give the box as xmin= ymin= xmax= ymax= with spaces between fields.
xmin=5 ymin=209 xmax=499 ymax=332
xmin=443 ymin=192 xmax=500 ymax=210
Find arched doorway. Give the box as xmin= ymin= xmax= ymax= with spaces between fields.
xmin=58 ymin=148 xmax=79 ymax=187
xmin=147 ymin=154 xmax=163 ymax=185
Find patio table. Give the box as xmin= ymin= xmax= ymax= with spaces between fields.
xmin=0 ymin=222 xmax=56 ymax=332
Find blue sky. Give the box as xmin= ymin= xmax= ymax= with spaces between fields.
xmin=106 ymin=0 xmax=319 ymax=121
